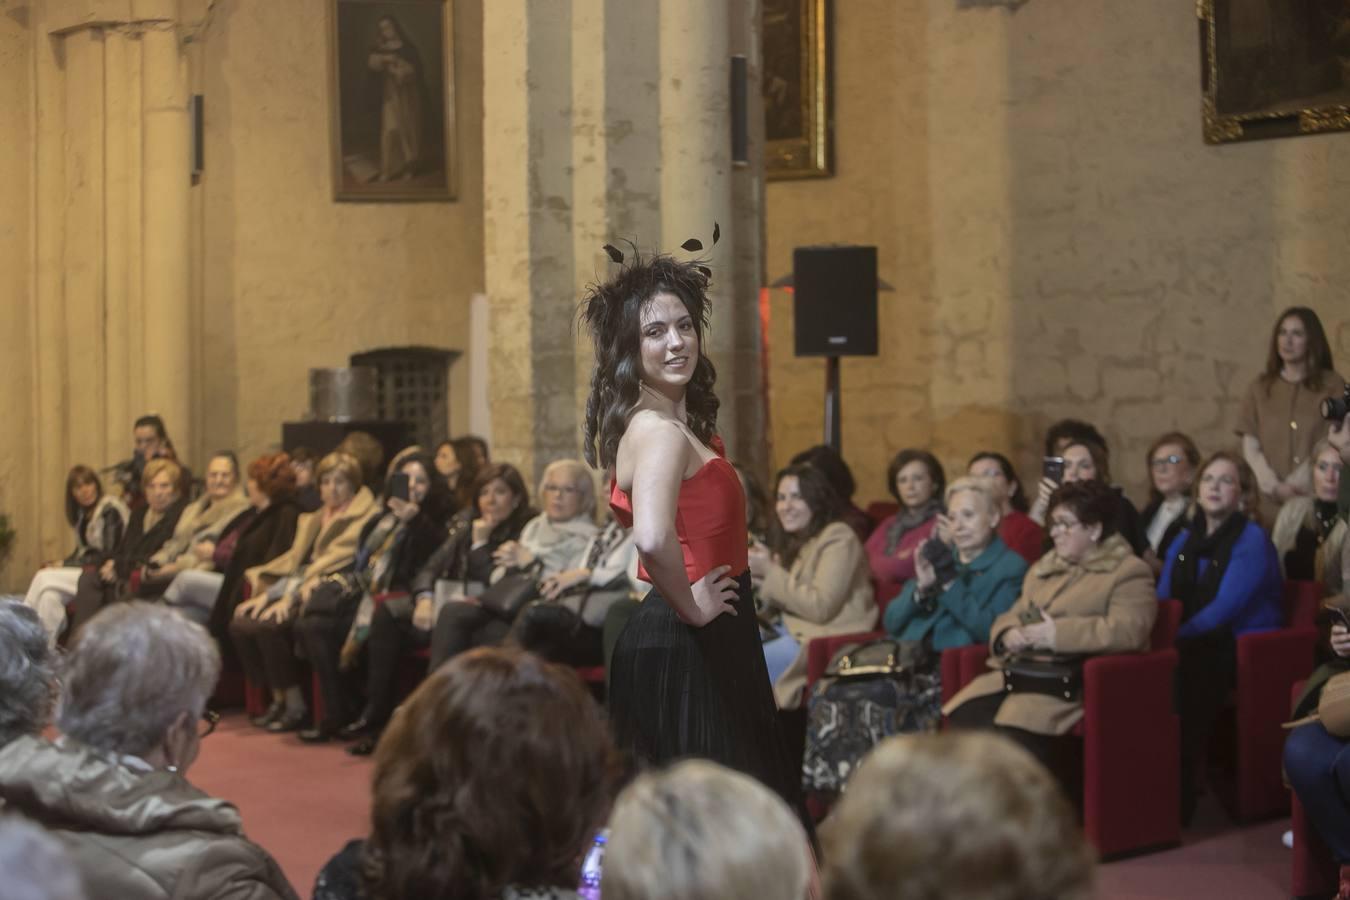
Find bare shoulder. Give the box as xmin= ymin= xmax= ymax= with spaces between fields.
xmin=616 ymin=411 xmax=690 ymax=489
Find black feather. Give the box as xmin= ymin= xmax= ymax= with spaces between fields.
xmin=680 ymin=238 xmax=703 ymax=252
xmin=712 ymin=222 xmax=720 ymax=245
xmin=602 ymin=244 xmax=625 ymax=264
xmin=695 ymin=265 xmax=712 ymax=280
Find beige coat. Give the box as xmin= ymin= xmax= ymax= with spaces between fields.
xmin=151 ymin=490 xmax=251 ymax=570
xmin=246 ymin=487 xmax=378 ymax=593
xmin=760 ymin=521 xmax=877 ymax=709
xmin=942 ymin=534 xmax=1156 ymax=735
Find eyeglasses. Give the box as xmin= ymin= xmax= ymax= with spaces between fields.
xmin=1048 ymin=518 xmax=1082 ymax=534
xmin=1150 ymin=454 xmax=1184 ymax=469
xmin=198 ymin=709 xmax=220 ymax=739
xmin=542 ymin=484 xmax=581 ymax=496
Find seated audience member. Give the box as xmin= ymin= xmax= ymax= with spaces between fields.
xmin=790 ymin=444 xmax=873 ymax=540
xmin=0 ymin=817 xmax=87 ymax=900
xmin=967 ymin=451 xmax=1042 ymax=563
xmin=1272 ymin=439 xmax=1345 ymax=590
xmin=1140 ymin=432 xmax=1200 ymax=575
xmin=0 ymin=603 xmax=299 ymax=900
xmin=427 ymin=461 xmax=589 ymax=672
xmin=455 ymin=433 xmax=491 ymax=468
xmin=290 ymin=447 xmax=322 ymax=513
xmin=0 ymin=601 xmax=57 ymax=749
xmin=747 ymin=464 xmax=875 ymax=709
xmin=821 ymin=732 xmax=1094 ymax=900
xmin=1237 ymin=307 xmax=1346 ymax=507
xmin=68 ymin=458 xmax=187 ymax=635
xmin=512 ymin=515 xmax=641 ymax=667
xmin=115 ymin=414 xmax=192 ymax=508
xmin=136 ymin=451 xmax=251 ymax=600
xmin=296 ymin=452 xmax=455 ymax=743
xmin=23 ymin=466 xmax=129 ymax=645
xmin=313 ymin=647 xmax=616 ymax=900
xmin=603 ymin=759 xmax=813 ymax=900
xmin=944 ymin=480 xmax=1156 ymax=796
xmin=346 ymin=463 xmax=533 ymax=755
xmin=1157 ymin=451 xmax=1282 ymax=823
xmin=337 ymin=431 xmax=387 ymax=494
xmin=864 ymin=449 xmax=946 ymax=604
xmin=1028 ymin=418 xmax=1109 ymax=525
xmin=201 ymin=454 xmax=302 ymax=639
xmin=1033 ymin=436 xmax=1146 ymax=555
xmin=230 ymin=452 xmax=377 ymax=733
xmin=884 ymin=477 xmax=1027 ymax=680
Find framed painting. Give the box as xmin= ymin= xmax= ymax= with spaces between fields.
xmin=1200 ymin=0 xmax=1350 ymax=144
xmin=329 ymin=0 xmax=456 ymax=201
xmin=763 ymin=0 xmax=832 ymax=179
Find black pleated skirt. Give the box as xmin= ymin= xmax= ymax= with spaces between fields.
xmin=607 ymin=571 xmax=800 ymax=807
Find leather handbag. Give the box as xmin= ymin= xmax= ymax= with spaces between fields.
xmin=826 ymin=638 xmax=932 ymax=679
xmin=1286 ymin=669 xmax=1350 ymax=738
xmin=478 ymin=570 xmax=541 ymax=620
xmin=1001 ymin=653 xmax=1087 ymax=702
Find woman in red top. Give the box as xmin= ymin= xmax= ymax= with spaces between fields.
xmin=864 ymin=449 xmax=945 ymax=604
xmin=968 ymin=451 xmax=1043 ymax=564
xmin=581 ymin=249 xmax=797 ymax=806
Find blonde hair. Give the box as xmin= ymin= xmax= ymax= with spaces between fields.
xmin=141 ymin=457 xmax=182 ymax=491
xmin=316 ymin=451 xmax=363 ymax=491
xmin=603 ymin=760 xmax=811 ymax=900
xmin=823 ymin=732 xmax=1095 ymax=900
xmin=538 ymin=458 xmax=596 ymax=518
xmin=944 ymin=476 xmax=998 ymax=516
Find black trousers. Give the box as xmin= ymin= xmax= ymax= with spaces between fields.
xmin=1175 ymin=629 xmax=1236 ymax=820
xmin=296 ymin=604 xmax=361 ymax=729
xmin=70 ymin=569 xmax=115 ymax=637
xmin=947 ymin=691 xmax=1082 ymax=807
xmin=510 ymin=602 xmax=604 ymax=667
xmin=428 ymin=601 xmax=512 ymax=671
xmin=362 ymin=601 xmax=429 ymax=728
xmin=229 ymin=612 xmax=303 ymax=694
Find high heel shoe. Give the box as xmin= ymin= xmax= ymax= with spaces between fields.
xmin=266 ymin=709 xmax=309 ymax=734
xmin=250 ymin=701 xmax=284 ymax=728
xmin=338 ymin=716 xmax=375 ymax=741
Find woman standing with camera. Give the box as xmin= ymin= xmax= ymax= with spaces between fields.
xmin=1237 ymin=307 xmax=1346 ymax=510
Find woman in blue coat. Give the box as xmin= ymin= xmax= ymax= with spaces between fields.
xmin=1158 ymin=451 xmax=1282 ymax=823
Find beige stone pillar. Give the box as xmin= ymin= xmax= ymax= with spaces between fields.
xmin=137 ymin=0 xmax=193 ymax=456
xmin=658 ymin=0 xmax=766 ymax=471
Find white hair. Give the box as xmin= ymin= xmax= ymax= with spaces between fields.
xmin=58 ymin=602 xmax=220 ymax=757
xmin=603 ymin=760 xmax=811 ymax=900
xmin=539 ymin=458 xmax=597 ymax=518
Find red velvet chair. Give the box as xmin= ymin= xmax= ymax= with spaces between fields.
xmin=1228 ymin=580 xmax=1323 ymax=821
xmin=1289 ymin=679 xmax=1341 ymax=899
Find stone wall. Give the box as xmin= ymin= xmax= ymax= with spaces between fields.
xmin=765 ymin=0 xmax=1350 ymax=506
xmin=195 ymin=0 xmax=485 ymax=465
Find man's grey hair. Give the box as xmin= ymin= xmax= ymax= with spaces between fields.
xmin=0 ymin=601 xmax=58 ymax=747
xmin=58 ymin=602 xmax=220 ymax=757
xmin=0 ymin=816 xmax=87 ymax=900
xmin=602 ymin=760 xmax=812 ymax=900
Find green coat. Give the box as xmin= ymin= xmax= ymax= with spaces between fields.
xmin=883 ymin=536 xmax=1027 ymax=650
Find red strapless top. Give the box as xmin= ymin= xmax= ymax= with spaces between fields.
xmin=609 ymin=435 xmax=748 ymax=583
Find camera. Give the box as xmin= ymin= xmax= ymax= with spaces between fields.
xmin=1322 ymin=383 xmax=1350 ymax=422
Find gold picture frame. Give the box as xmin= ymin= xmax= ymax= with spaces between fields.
xmin=764 ymin=0 xmax=832 ymax=179
xmin=329 ymin=0 xmax=457 ymax=201
xmin=1199 ymin=0 xmax=1350 ymax=144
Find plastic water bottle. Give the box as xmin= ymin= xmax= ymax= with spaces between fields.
xmin=577 ymin=829 xmax=608 ymax=899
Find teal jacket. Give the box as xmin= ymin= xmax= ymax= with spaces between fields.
xmin=882 ymin=536 xmax=1027 ymax=650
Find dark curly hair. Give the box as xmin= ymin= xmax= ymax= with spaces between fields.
xmin=769 ymin=464 xmax=844 ymax=568
xmin=1046 ymin=479 xmax=1119 ymax=540
xmin=363 ymin=647 xmax=619 ymax=900
xmin=580 ymin=251 xmax=719 ymax=470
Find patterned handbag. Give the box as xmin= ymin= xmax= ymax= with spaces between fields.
xmin=801 ymin=638 xmax=940 ymax=794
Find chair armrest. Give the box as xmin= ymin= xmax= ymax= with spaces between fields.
xmin=804 ymin=630 xmax=884 ymax=692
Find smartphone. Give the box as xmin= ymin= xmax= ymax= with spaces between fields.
xmin=578 ymin=829 xmax=608 ymax=899
xmin=388 ymin=472 xmax=411 ymax=502
xmin=1042 ymin=456 xmax=1066 ymax=485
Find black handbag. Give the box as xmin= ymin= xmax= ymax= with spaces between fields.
xmin=478 ymin=569 xmax=541 ymax=619
xmin=1001 ymin=653 xmax=1087 ymax=702
xmin=302 ymin=576 xmax=360 ymax=619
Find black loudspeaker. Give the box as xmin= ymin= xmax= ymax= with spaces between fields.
xmin=792 ymin=246 xmax=878 ymax=356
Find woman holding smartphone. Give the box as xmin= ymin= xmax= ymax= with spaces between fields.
xmin=581 ymin=248 xmax=797 ymax=806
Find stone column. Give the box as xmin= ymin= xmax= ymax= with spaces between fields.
xmin=137 ymin=0 xmax=193 ymax=453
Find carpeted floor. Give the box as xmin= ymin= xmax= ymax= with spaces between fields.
xmin=194 ymin=712 xmax=1298 ymax=900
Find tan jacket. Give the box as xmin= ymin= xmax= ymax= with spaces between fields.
xmin=151 ymin=491 xmax=251 ymax=570
xmin=246 ymin=487 xmax=378 ymax=592
xmin=942 ymin=534 xmax=1157 ymax=735
xmin=0 ymin=735 xmax=298 ymax=900
xmin=760 ymin=521 xmax=877 ymax=709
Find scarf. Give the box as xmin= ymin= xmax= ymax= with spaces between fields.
xmin=1170 ymin=509 xmax=1247 ymax=624
xmin=884 ymin=498 xmax=942 ymax=556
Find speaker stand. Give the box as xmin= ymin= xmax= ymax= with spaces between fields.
xmin=824 ymin=356 xmax=842 ymax=452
